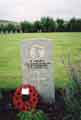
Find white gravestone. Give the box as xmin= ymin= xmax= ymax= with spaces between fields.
xmin=21 ymin=39 xmax=55 ymax=103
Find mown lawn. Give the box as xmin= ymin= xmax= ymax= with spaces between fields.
xmin=0 ymin=32 xmax=81 ymax=88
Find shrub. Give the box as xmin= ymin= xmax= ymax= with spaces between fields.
xmin=17 ymin=110 xmax=48 ymax=120
xmin=63 ymin=56 xmax=81 ymax=120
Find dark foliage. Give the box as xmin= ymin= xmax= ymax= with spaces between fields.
xmin=0 ymin=17 xmax=81 ymax=33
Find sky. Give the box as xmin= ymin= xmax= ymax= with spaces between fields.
xmin=0 ymin=0 xmax=81 ymax=21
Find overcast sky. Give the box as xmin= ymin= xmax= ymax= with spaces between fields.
xmin=0 ymin=0 xmax=81 ymax=21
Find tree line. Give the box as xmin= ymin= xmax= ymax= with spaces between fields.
xmin=0 ymin=17 xmax=81 ymax=33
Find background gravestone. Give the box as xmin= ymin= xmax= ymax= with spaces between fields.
xmin=21 ymin=39 xmax=55 ymax=103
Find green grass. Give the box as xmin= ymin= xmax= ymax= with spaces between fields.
xmin=0 ymin=32 xmax=81 ymax=89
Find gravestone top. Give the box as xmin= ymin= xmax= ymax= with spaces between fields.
xmin=21 ymin=39 xmax=55 ymax=103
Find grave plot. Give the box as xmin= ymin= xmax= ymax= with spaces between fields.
xmin=0 ymin=39 xmax=64 ymax=120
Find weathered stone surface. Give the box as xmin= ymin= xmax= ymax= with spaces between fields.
xmin=21 ymin=39 xmax=55 ymax=103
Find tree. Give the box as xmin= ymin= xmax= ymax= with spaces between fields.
xmin=0 ymin=24 xmax=7 ymax=33
xmin=40 ymin=17 xmax=56 ymax=32
xmin=33 ymin=21 xmax=41 ymax=32
xmin=21 ymin=21 xmax=33 ymax=33
xmin=0 ymin=24 xmax=2 ymax=33
xmin=67 ymin=18 xmax=81 ymax=32
xmin=7 ymin=24 xmax=16 ymax=33
xmin=16 ymin=24 xmax=21 ymax=33
xmin=75 ymin=19 xmax=81 ymax=32
xmin=56 ymin=19 xmax=65 ymax=32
